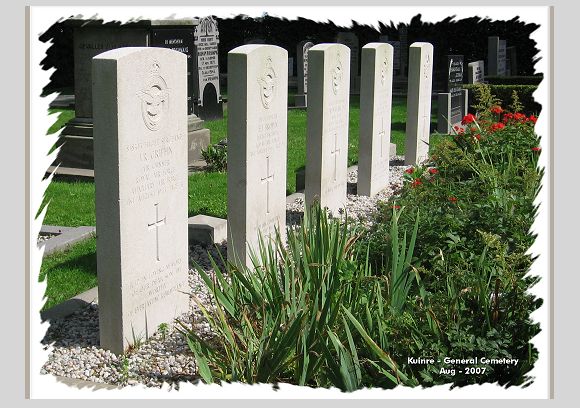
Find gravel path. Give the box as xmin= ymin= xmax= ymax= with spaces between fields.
xmin=40 ymin=158 xmax=407 ymax=388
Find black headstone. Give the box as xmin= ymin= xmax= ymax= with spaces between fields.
xmin=447 ymin=55 xmax=464 ymax=125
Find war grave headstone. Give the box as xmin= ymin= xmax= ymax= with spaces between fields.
xmin=336 ymin=32 xmax=360 ymax=94
xmin=193 ymin=16 xmax=224 ymax=120
xmin=468 ymin=60 xmax=485 ymax=84
xmin=305 ymin=43 xmax=350 ymax=214
xmin=92 ymin=47 xmax=189 ymax=354
xmin=54 ymin=18 xmax=211 ymax=172
xmin=487 ymin=36 xmax=507 ymax=77
xmin=295 ymin=40 xmax=314 ymax=107
xmin=227 ymin=45 xmax=288 ymax=268
xmin=404 ymin=42 xmax=434 ymax=165
xmin=357 ymin=43 xmax=394 ymax=197
xmin=437 ymin=55 xmax=468 ymax=134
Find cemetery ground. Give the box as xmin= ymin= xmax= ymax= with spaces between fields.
xmin=39 ymin=89 xmax=542 ymax=390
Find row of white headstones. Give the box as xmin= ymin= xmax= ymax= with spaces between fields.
xmin=91 ymin=42 xmax=433 ymax=354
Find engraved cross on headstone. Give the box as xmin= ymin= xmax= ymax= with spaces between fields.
xmin=378 ymin=116 xmax=386 ymax=158
xmin=330 ymin=132 xmax=341 ymax=182
xmin=147 ymin=203 xmax=166 ymax=262
xmin=261 ymin=156 xmax=275 ymax=214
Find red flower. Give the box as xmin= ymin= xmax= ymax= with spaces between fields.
xmin=514 ymin=112 xmax=526 ymax=121
xmin=405 ymin=167 xmax=414 ymax=174
xmin=531 ymin=146 xmax=541 ymax=152
xmin=489 ymin=122 xmax=505 ymax=132
xmin=428 ymin=168 xmax=438 ymax=175
xmin=392 ymin=205 xmax=401 ymax=210
xmin=411 ymin=178 xmax=422 ymax=188
xmin=491 ymin=106 xmax=503 ymax=115
xmin=529 ymin=115 xmax=538 ymax=124
xmin=474 ymin=134 xmax=481 ymax=141
xmin=470 ymin=126 xmax=478 ymax=132
xmin=449 ymin=196 xmax=458 ymax=203
xmin=461 ymin=114 xmax=476 ymax=125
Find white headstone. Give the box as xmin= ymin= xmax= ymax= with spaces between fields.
xmin=93 ymin=47 xmax=189 ymax=354
xmin=404 ymin=42 xmax=433 ymax=165
xmin=305 ymin=43 xmax=350 ymax=213
xmin=468 ymin=60 xmax=485 ymax=84
xmin=227 ymin=45 xmax=288 ymax=267
xmin=358 ymin=43 xmax=393 ymax=197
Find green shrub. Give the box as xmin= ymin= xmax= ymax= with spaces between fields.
xmin=201 ymin=142 xmax=227 ymax=172
xmin=464 ymin=84 xmax=540 ymax=115
xmin=362 ymin=100 xmax=543 ymax=387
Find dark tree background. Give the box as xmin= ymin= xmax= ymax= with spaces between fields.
xmin=39 ymin=13 xmax=541 ymax=94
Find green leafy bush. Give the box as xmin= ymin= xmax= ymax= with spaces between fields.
xmin=464 ymin=84 xmax=540 ymax=115
xmin=362 ymin=100 xmax=543 ymax=387
xmin=201 ymin=142 xmax=227 ymax=172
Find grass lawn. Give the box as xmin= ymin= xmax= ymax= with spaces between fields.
xmin=39 ymin=235 xmax=97 ymax=311
xmin=40 ymin=94 xmax=441 ymax=308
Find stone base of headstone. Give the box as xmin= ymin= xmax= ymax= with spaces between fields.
xmin=187 ymin=114 xmax=210 ymax=165
xmin=294 ymin=94 xmax=307 ymax=108
xmin=437 ymin=92 xmax=453 ymax=134
xmin=54 ymin=129 xmax=95 ymax=170
xmin=437 ymin=91 xmax=469 ymax=134
xmin=188 ymin=215 xmax=227 ymax=246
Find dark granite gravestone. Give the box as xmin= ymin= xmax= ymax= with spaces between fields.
xmin=193 ymin=16 xmax=223 ymax=120
xmin=447 ymin=55 xmax=465 ymax=125
xmin=437 ymin=55 xmax=467 ymax=133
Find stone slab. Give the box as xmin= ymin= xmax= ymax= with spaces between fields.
xmin=93 ymin=47 xmax=189 ymax=354
xmin=188 ymin=127 xmax=210 ymax=165
xmin=39 ymin=225 xmax=96 ymax=257
xmin=41 ymin=287 xmax=99 ymax=322
xmin=188 ymin=215 xmax=227 ymax=246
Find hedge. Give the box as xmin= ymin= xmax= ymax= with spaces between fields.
xmin=485 ymin=75 xmax=544 ymax=86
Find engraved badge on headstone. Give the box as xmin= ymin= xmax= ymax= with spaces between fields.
xmin=257 ymin=56 xmax=278 ymax=109
xmin=381 ymin=50 xmax=389 ymax=86
xmin=332 ymin=50 xmax=343 ymax=95
xmin=137 ymin=61 xmax=169 ymax=131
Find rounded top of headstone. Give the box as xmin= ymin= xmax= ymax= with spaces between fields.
xmin=309 ymin=43 xmax=350 ymax=53
xmin=363 ymin=42 xmax=394 ymax=52
xmin=92 ymin=46 xmax=187 ymax=62
xmin=229 ymin=44 xmax=287 ymax=56
xmin=410 ymin=42 xmax=434 ymax=51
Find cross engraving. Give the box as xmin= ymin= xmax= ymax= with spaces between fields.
xmin=378 ymin=117 xmax=386 ymax=158
xmin=261 ymin=156 xmax=275 ymax=214
xmin=147 ymin=203 xmax=166 ymax=262
xmin=330 ymin=132 xmax=341 ymax=182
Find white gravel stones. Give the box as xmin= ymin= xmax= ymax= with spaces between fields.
xmin=40 ymin=158 xmax=406 ymax=388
